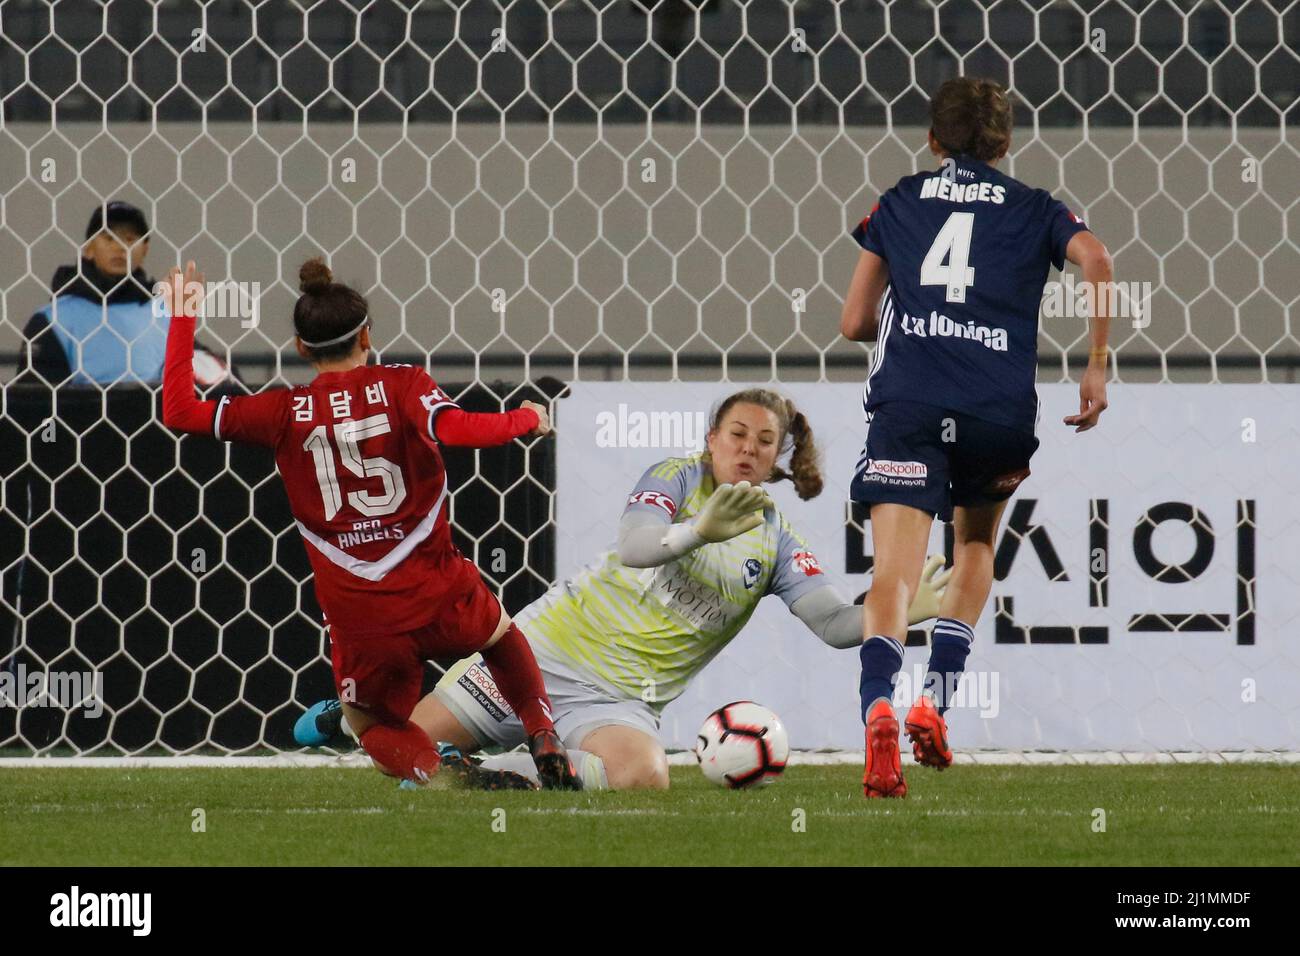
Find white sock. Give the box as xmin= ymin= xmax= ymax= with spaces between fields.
xmin=479 ymin=749 xmax=608 ymax=790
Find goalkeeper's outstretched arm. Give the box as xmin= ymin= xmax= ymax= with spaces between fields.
xmin=792 ymin=555 xmax=952 ymax=648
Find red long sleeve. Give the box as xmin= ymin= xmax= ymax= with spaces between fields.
xmin=161 ymin=313 xmax=218 ymax=434
xmin=433 ymin=406 xmax=539 ymax=447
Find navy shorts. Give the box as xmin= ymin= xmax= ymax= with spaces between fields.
xmin=850 ymin=402 xmax=1040 ymax=522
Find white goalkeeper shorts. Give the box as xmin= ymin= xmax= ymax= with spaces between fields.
xmin=433 ymin=645 xmax=661 ymax=752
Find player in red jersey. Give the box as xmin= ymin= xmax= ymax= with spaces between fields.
xmin=160 ymin=257 xmax=580 ymax=790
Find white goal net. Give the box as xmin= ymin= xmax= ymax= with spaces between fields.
xmin=1 ymin=0 xmax=1296 ymax=756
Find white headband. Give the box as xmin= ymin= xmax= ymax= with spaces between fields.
xmin=300 ymin=315 xmax=369 ymax=349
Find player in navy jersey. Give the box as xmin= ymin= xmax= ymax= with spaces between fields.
xmin=840 ymin=77 xmax=1113 ymax=797
xmin=159 ymin=257 xmax=581 ymax=790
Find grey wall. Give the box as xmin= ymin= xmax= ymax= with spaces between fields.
xmin=2 ymin=122 xmax=1296 ymax=385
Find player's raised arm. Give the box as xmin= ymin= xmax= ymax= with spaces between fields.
xmin=1063 ymin=230 xmax=1113 ymax=432
xmin=160 ymin=260 xmax=218 ymax=435
xmin=162 ymin=260 xmax=286 ymax=446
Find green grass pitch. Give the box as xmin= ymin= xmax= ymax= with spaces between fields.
xmin=3 ymin=764 xmax=1297 ymax=866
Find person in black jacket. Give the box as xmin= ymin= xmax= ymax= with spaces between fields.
xmin=18 ymin=201 xmax=235 ymax=387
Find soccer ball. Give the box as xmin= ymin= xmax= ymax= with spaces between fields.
xmin=694 ymin=701 xmax=789 ymax=788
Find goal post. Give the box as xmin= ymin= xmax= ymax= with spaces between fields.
xmin=1 ymin=0 xmax=1296 ymax=756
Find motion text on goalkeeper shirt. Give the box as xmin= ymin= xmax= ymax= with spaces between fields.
xmin=652 ymin=562 xmax=745 ymax=631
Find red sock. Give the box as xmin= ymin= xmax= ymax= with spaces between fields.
xmin=479 ymin=624 xmax=556 ymax=738
xmin=359 ymin=721 xmax=441 ymax=783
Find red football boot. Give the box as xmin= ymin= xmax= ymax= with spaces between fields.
xmin=904 ymin=695 xmax=953 ymax=770
xmin=529 ymin=730 xmax=583 ymax=790
xmin=862 ymin=698 xmax=907 ymax=798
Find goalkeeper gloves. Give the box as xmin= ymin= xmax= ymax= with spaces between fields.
xmin=906 ymin=554 xmax=953 ymax=625
xmin=692 ymin=480 xmax=772 ymax=543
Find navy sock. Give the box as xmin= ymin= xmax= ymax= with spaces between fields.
xmin=925 ymin=618 xmax=974 ymax=715
xmin=859 ymin=636 xmax=904 ymax=722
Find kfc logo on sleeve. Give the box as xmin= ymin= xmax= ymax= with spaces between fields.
xmin=627 ymin=490 xmax=677 ymax=517
xmin=791 ymin=549 xmax=823 ymax=577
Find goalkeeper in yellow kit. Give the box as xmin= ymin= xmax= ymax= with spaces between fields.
xmin=297 ymin=387 xmax=948 ymax=789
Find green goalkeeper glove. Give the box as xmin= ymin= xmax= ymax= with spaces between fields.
xmin=906 ymin=554 xmax=952 ymax=625
xmin=693 ymin=480 xmax=771 ymax=543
